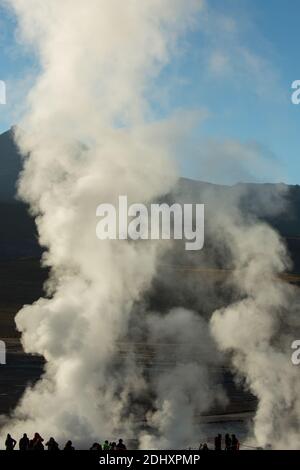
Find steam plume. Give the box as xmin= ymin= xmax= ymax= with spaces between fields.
xmin=3 ymin=0 xmax=300 ymax=451
xmin=2 ymin=0 xmax=202 ymax=447
xmin=210 ymin=210 xmax=300 ymax=449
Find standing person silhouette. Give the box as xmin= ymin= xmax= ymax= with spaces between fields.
xmin=31 ymin=432 xmax=44 ymax=450
xmin=225 ymin=433 xmax=231 ymax=451
xmin=231 ymin=434 xmax=239 ymax=451
xmin=19 ymin=433 xmax=30 ymax=450
xmin=64 ymin=440 xmax=75 ymax=451
xmin=5 ymin=434 xmax=17 ymax=450
xmin=214 ymin=434 xmax=222 ymax=451
xmin=116 ymin=438 xmax=127 ymax=450
xmin=46 ymin=437 xmax=60 ymax=451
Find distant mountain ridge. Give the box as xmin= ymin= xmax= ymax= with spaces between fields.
xmin=0 ymin=127 xmax=23 ymax=203
xmin=1 ymin=127 xmax=300 ymax=264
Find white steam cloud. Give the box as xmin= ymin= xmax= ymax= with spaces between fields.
xmin=139 ymin=308 xmax=226 ymax=449
xmin=2 ymin=0 xmax=204 ymax=447
xmin=210 ymin=212 xmax=300 ymax=449
xmin=2 ymin=0 xmax=300 ymax=451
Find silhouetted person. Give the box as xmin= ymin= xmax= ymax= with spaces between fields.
xmin=214 ymin=434 xmax=222 ymax=451
xmin=19 ymin=433 xmax=29 ymax=451
xmin=64 ymin=440 xmax=75 ymax=451
xmin=46 ymin=437 xmax=59 ymax=451
xmin=231 ymin=434 xmax=239 ymax=451
xmin=103 ymin=440 xmax=110 ymax=450
xmin=110 ymin=441 xmax=116 ymax=450
xmin=32 ymin=433 xmax=44 ymax=450
xmin=90 ymin=442 xmax=102 ymax=451
xmin=116 ymin=438 xmax=126 ymax=450
xmin=225 ymin=433 xmax=231 ymax=451
xmin=200 ymin=443 xmax=209 ymax=452
xmin=5 ymin=434 xmax=16 ymax=450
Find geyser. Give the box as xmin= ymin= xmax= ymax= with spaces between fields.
xmin=1 ymin=0 xmax=204 ymax=449
xmin=3 ymin=0 xmax=300 ymax=452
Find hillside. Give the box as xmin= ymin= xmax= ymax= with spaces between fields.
xmin=1 ymin=126 xmax=300 ymax=266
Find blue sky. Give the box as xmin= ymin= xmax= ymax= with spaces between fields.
xmin=0 ymin=0 xmax=300 ymax=184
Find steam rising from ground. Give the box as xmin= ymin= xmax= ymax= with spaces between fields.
xmin=3 ymin=0 xmax=300 ymax=450
xmin=139 ymin=308 xmax=226 ymax=448
xmin=2 ymin=0 xmax=205 ymax=447
xmin=210 ymin=213 xmax=300 ymax=449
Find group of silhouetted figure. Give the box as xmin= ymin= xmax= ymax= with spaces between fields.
xmin=90 ymin=439 xmax=127 ymax=451
xmin=4 ymin=433 xmax=127 ymax=451
xmin=199 ymin=433 xmax=240 ymax=452
xmin=5 ymin=431 xmax=240 ymax=451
